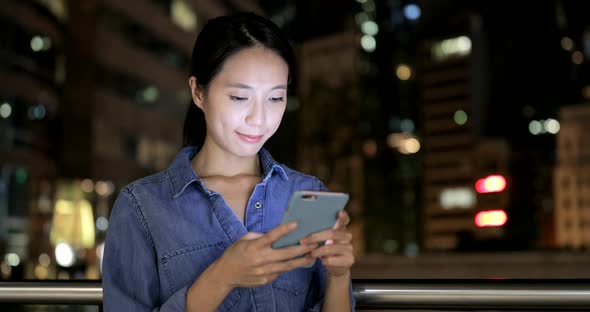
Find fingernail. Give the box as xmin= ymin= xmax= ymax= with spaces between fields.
xmin=289 ymin=222 xmax=297 ymax=229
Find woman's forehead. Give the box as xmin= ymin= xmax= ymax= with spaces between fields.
xmin=216 ymin=47 xmax=289 ymax=81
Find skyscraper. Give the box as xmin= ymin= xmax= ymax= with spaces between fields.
xmin=419 ymin=33 xmax=479 ymax=250
xmin=0 ymin=0 xmax=242 ymax=280
xmin=0 ymin=0 xmax=65 ymax=280
xmin=62 ymin=0 xmax=200 ymax=184
xmin=417 ymin=7 xmax=514 ymax=251
xmin=554 ymin=103 xmax=590 ymax=248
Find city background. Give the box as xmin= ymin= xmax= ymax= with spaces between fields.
xmin=1 ymin=0 xmax=590 ymax=297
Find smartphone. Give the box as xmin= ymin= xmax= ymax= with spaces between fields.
xmin=271 ymin=191 xmax=350 ymax=267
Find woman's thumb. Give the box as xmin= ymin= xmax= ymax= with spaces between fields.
xmin=241 ymin=232 xmax=264 ymax=240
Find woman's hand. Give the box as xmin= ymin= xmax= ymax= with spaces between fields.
xmin=300 ymin=211 xmax=354 ymax=278
xmin=214 ymin=222 xmax=318 ymax=289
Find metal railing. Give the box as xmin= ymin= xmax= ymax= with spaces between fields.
xmin=353 ymin=279 xmax=590 ymax=310
xmin=1 ymin=279 xmax=590 ymax=310
xmin=0 ymin=281 xmax=101 ymax=304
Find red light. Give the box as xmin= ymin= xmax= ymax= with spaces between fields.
xmin=475 ymin=175 xmax=506 ymax=193
xmin=475 ymin=210 xmax=507 ymax=227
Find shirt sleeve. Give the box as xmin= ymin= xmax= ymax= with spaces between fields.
xmin=102 ymin=188 xmax=187 ymax=311
xmin=306 ymin=178 xmax=356 ymax=311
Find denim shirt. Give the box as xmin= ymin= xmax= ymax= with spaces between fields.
xmin=102 ymin=146 xmax=356 ymax=311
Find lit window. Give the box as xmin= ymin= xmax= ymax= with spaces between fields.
xmin=361 ymin=35 xmax=376 ymax=52
xmin=431 ymin=36 xmax=471 ymax=62
xmin=361 ymin=20 xmax=379 ymax=36
xmin=403 ymin=4 xmax=421 ymax=21
xmin=396 ymin=64 xmax=412 ymax=80
xmin=171 ymin=0 xmax=197 ymax=33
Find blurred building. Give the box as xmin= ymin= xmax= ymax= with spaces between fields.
xmin=413 ymin=0 xmax=585 ymax=251
xmin=0 ymin=0 xmax=64 ymax=280
xmin=0 ymin=0 xmax=250 ymax=280
xmin=417 ymin=7 xmax=516 ymax=251
xmin=61 ymin=0 xmax=268 ymax=184
xmin=62 ymin=0 xmax=196 ymax=184
xmin=365 ymin=0 xmax=424 ymax=256
xmin=548 ymin=0 xmax=590 ymax=250
xmin=554 ymin=103 xmax=590 ymax=248
xmin=418 ymin=31 xmax=478 ymax=250
xmin=297 ymin=32 xmax=365 ymax=256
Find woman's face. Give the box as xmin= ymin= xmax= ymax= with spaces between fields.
xmin=191 ymin=46 xmax=289 ymax=158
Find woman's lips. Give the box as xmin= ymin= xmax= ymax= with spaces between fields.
xmin=237 ymin=132 xmax=263 ymax=143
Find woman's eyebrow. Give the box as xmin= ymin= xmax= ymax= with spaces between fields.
xmin=226 ymin=83 xmax=287 ymax=90
xmin=226 ymin=83 xmax=252 ymax=89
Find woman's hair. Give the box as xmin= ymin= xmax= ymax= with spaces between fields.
xmin=182 ymin=12 xmax=295 ymax=147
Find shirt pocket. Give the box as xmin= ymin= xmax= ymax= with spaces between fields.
xmin=161 ymin=241 xmax=241 ymax=311
xmin=272 ymin=265 xmax=314 ymax=296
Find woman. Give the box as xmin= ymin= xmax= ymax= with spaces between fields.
xmin=102 ymin=12 xmax=355 ymax=311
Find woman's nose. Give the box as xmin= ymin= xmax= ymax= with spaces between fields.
xmin=246 ymin=101 xmax=265 ymax=126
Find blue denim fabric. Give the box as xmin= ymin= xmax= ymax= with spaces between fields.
xmin=102 ymin=146 xmax=356 ymax=311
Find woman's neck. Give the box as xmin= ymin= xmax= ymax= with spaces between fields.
xmin=191 ymin=141 xmax=261 ymax=178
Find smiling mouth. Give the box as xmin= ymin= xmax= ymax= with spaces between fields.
xmin=237 ymin=132 xmax=263 ymax=143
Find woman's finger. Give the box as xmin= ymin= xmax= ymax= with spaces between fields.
xmin=300 ymin=229 xmax=352 ymax=245
xmin=241 ymin=232 xmax=264 ymax=240
xmin=258 ymin=222 xmax=298 ymax=246
xmin=310 ymin=243 xmax=352 ymax=258
xmin=265 ymin=243 xmax=317 ymax=262
xmin=263 ymin=254 xmax=316 ymax=274
xmin=334 ymin=211 xmax=350 ymax=230
xmin=320 ymin=255 xmax=355 ymax=268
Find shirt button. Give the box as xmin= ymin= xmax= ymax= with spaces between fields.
xmin=254 ymin=201 xmax=262 ymax=209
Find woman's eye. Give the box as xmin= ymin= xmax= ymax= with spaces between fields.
xmin=269 ymin=96 xmax=284 ymax=103
xmin=230 ymin=95 xmax=248 ymax=101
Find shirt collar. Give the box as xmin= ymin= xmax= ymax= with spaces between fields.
xmin=167 ymin=146 xmax=288 ymax=198
xmin=258 ymin=147 xmax=288 ymax=183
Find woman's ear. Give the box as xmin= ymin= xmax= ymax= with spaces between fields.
xmin=189 ymin=76 xmax=205 ymax=109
